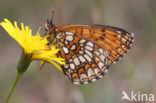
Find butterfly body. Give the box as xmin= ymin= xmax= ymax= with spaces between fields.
xmin=45 ymin=20 xmax=134 ymax=84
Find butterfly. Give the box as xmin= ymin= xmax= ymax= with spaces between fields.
xmin=45 ymin=16 xmax=134 ymax=84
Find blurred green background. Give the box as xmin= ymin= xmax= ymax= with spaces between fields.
xmin=0 ymin=0 xmax=156 ymax=103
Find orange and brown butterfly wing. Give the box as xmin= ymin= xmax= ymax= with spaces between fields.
xmin=56 ymin=31 xmax=109 ymax=84
xmin=55 ymin=24 xmax=134 ymax=84
xmin=57 ymin=24 xmax=134 ymax=65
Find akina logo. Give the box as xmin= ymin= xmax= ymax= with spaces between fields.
xmin=121 ymin=90 xmax=154 ymax=102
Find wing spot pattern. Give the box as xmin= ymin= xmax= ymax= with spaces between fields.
xmin=52 ymin=25 xmax=134 ymax=84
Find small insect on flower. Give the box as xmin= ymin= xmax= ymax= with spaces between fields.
xmin=44 ymin=11 xmax=134 ymax=84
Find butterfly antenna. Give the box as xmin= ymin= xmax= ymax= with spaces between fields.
xmin=51 ymin=7 xmax=59 ymax=23
xmin=51 ymin=10 xmax=55 ymax=23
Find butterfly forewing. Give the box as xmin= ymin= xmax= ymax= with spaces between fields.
xmin=57 ymin=24 xmax=134 ymax=64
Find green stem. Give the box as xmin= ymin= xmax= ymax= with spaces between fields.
xmin=5 ymin=72 xmax=23 ymax=103
xmin=5 ymin=52 xmax=32 ymax=103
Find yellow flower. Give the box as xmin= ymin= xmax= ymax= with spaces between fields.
xmin=1 ymin=18 xmax=66 ymax=103
xmin=0 ymin=18 xmax=65 ymax=71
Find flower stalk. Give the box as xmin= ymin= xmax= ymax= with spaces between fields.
xmin=5 ymin=72 xmax=22 ymax=103
xmin=5 ymin=52 xmax=32 ymax=103
xmin=17 ymin=52 xmax=32 ymax=73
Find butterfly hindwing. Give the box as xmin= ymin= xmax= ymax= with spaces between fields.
xmin=57 ymin=31 xmax=110 ymax=84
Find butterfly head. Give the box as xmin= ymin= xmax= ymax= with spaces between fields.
xmin=45 ymin=19 xmax=55 ymax=32
xmin=44 ymin=10 xmax=59 ymax=45
xmin=45 ymin=10 xmax=57 ymax=32
xmin=44 ymin=19 xmax=57 ymax=45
